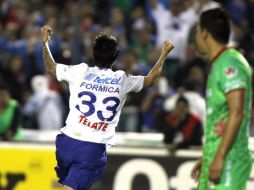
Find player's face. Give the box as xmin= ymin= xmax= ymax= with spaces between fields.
xmin=175 ymin=102 xmax=189 ymax=117
xmin=195 ymin=24 xmax=206 ymax=55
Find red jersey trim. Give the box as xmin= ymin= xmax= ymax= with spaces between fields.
xmin=211 ymin=47 xmax=228 ymax=64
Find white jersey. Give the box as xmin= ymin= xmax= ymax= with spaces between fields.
xmin=56 ymin=63 xmax=144 ymax=145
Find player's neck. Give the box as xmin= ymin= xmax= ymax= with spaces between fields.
xmin=207 ymin=41 xmax=227 ymax=61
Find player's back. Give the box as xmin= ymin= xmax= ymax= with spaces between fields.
xmin=56 ymin=63 xmax=144 ymax=145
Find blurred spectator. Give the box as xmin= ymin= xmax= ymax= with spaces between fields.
xmin=226 ymin=0 xmax=247 ymax=26
xmin=150 ymin=0 xmax=197 ymax=61
xmin=0 ymin=83 xmax=22 ymax=141
xmin=175 ymin=23 xmax=208 ymax=94
xmin=140 ymin=86 xmax=162 ymax=132
xmin=239 ymin=0 xmax=254 ymax=66
xmin=198 ymin=0 xmax=221 ymax=13
xmin=164 ymin=91 xmax=206 ymax=125
xmin=130 ymin=27 xmax=155 ymax=63
xmin=150 ymin=0 xmax=199 ymax=85
xmin=110 ymin=0 xmax=133 ymax=16
xmin=176 ymin=63 xmax=207 ymax=96
xmin=157 ymin=96 xmax=203 ymax=154
xmin=0 ymin=0 xmax=253 ymax=137
xmin=22 ymin=75 xmax=63 ymax=130
xmin=130 ymin=6 xmax=146 ymax=32
xmin=0 ymin=55 xmax=29 ymax=103
xmin=140 ymin=77 xmax=173 ymax=132
xmin=110 ymin=7 xmax=128 ymax=49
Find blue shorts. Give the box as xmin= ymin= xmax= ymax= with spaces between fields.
xmin=55 ymin=133 xmax=107 ymax=190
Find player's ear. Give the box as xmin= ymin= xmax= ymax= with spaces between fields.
xmin=202 ymin=28 xmax=209 ymax=41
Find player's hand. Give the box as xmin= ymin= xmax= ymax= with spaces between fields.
xmin=40 ymin=25 xmax=53 ymax=43
xmin=209 ymin=155 xmax=224 ymax=183
xmin=191 ymin=158 xmax=202 ymax=182
xmin=161 ymin=40 xmax=174 ymax=58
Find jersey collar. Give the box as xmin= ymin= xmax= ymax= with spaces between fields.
xmin=210 ymin=47 xmax=228 ymax=64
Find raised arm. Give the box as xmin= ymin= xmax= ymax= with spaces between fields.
xmin=144 ymin=41 xmax=174 ymax=87
xmin=40 ymin=25 xmax=56 ymax=76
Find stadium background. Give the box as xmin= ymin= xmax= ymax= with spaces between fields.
xmin=0 ymin=0 xmax=254 ymax=189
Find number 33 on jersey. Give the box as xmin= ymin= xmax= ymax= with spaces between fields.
xmin=56 ymin=63 xmax=144 ymax=145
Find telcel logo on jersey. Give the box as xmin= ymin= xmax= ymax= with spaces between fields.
xmin=84 ymin=73 xmax=97 ymax=81
xmin=93 ymin=76 xmax=121 ymax=84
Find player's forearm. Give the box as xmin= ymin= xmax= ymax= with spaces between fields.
xmin=42 ymin=42 xmax=56 ymax=75
xmin=215 ymin=109 xmax=243 ymax=159
xmin=144 ymin=55 xmax=166 ymax=87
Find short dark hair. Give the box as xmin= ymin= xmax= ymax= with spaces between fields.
xmin=200 ymin=8 xmax=230 ymax=44
xmin=176 ymin=96 xmax=189 ymax=107
xmin=93 ymin=33 xmax=119 ymax=68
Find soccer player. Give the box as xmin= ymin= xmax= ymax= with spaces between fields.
xmin=191 ymin=8 xmax=253 ymax=190
xmin=40 ymin=25 xmax=174 ymax=190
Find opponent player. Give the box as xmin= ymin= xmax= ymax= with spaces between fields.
xmin=191 ymin=8 xmax=252 ymax=190
xmin=40 ymin=25 xmax=174 ymax=190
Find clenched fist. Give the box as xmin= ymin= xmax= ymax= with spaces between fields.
xmin=161 ymin=40 xmax=174 ymax=58
xmin=40 ymin=25 xmax=53 ymax=43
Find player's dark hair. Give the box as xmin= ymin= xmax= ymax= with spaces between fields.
xmin=200 ymin=8 xmax=230 ymax=44
xmin=93 ymin=33 xmax=119 ymax=69
xmin=176 ymin=96 xmax=189 ymax=107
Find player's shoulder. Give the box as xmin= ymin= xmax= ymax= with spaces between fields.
xmin=109 ymin=69 xmax=140 ymax=85
xmin=108 ymin=69 xmax=128 ymax=79
xmin=221 ymin=49 xmax=247 ymax=65
xmin=113 ymin=69 xmax=126 ymax=76
xmin=64 ymin=63 xmax=89 ymax=81
xmin=219 ymin=49 xmax=250 ymax=70
xmin=76 ymin=62 xmax=89 ymax=69
xmin=217 ymin=49 xmax=252 ymax=79
xmin=62 ymin=62 xmax=88 ymax=70
xmin=70 ymin=62 xmax=89 ymax=72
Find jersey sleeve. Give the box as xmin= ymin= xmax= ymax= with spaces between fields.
xmin=219 ymin=59 xmax=248 ymax=93
xmin=56 ymin=63 xmax=88 ymax=84
xmin=122 ymin=74 xmax=144 ymax=94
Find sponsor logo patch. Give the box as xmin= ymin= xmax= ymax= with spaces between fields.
xmin=84 ymin=73 xmax=97 ymax=81
xmin=224 ymin=67 xmax=238 ymax=78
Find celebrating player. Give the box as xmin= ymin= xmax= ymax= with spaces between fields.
xmin=40 ymin=25 xmax=174 ymax=190
xmin=191 ymin=8 xmax=252 ymax=190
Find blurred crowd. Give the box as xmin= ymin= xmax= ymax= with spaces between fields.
xmin=0 ymin=0 xmax=254 ymax=144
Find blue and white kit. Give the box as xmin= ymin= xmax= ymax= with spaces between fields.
xmin=56 ymin=63 xmax=144 ymax=145
xmin=55 ymin=63 xmax=144 ymax=190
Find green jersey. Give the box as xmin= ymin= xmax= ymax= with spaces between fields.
xmin=198 ymin=48 xmax=252 ymax=190
xmin=204 ymin=48 xmax=252 ymax=160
